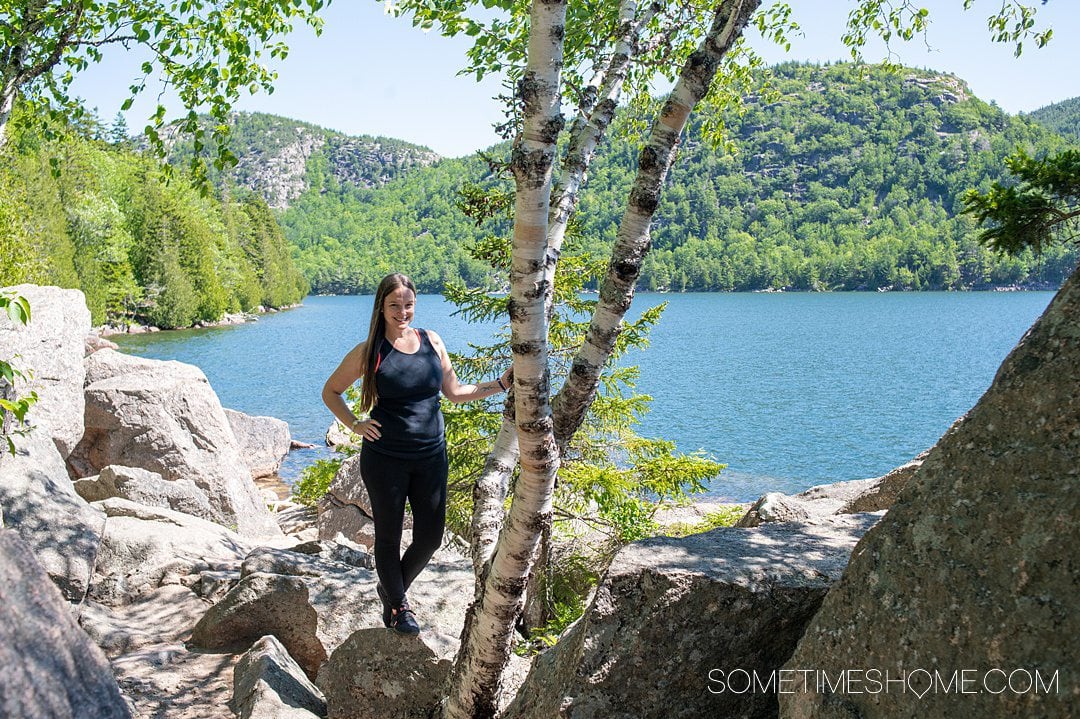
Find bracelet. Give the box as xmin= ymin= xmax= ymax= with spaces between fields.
xmin=350 ymin=418 xmax=363 ymax=431
xmin=496 ymin=377 xmax=507 ymax=392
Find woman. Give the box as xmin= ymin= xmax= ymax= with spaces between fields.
xmin=322 ymin=273 xmax=512 ymax=635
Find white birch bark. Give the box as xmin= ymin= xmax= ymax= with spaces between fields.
xmin=0 ymin=84 xmax=16 ymax=148
xmin=469 ymin=0 xmax=656 ymax=586
xmin=444 ymin=0 xmax=567 ymax=715
xmin=469 ymin=413 xmax=518 ymax=579
xmin=543 ymin=0 xmax=656 ymax=293
xmin=552 ymin=0 xmax=759 ymax=446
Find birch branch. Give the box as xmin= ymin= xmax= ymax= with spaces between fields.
xmin=551 ymin=0 xmax=760 ymax=447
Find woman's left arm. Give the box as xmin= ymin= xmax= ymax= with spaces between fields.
xmin=430 ymin=330 xmax=512 ymax=404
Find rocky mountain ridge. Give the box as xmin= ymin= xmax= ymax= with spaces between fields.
xmin=163 ymin=112 xmax=442 ymax=209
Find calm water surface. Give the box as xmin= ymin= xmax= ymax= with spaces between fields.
xmin=113 ymin=291 xmax=1054 ymax=502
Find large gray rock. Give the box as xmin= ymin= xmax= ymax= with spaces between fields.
xmin=74 ymin=464 xmax=216 ymax=519
xmin=838 ymin=450 xmax=927 ymax=514
xmin=190 ymin=572 xmax=327 ymax=679
xmin=231 ymin=635 xmax=327 ymax=719
xmin=737 ymin=452 xmax=928 ymax=527
xmin=737 ymin=477 xmax=879 ymax=527
xmin=781 ymin=268 xmax=1080 ymax=719
xmin=323 ymin=454 xmax=371 ymax=512
xmin=71 ymin=349 xmax=281 ymax=538
xmin=192 ymin=542 xmax=473 ymax=686
xmin=317 ymin=453 xmax=411 ymax=549
xmin=317 ymin=494 xmax=376 ymax=549
xmin=242 ymin=545 xmax=374 ymax=577
xmin=316 ymin=627 xmax=453 ymax=719
xmin=0 ymin=429 xmax=104 ymax=601
xmin=89 ymin=497 xmax=251 ymax=606
xmin=324 ymin=420 xmax=358 ymax=450
xmin=505 ymin=515 xmax=881 ymax=719
xmin=0 ymin=530 xmax=131 ymax=719
xmin=0 ymin=284 xmax=90 ymax=457
xmin=225 ymin=408 xmax=291 ymax=479
xmin=302 ymin=547 xmax=470 ymax=663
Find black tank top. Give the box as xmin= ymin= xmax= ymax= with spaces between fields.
xmin=366 ymin=328 xmax=445 ymax=458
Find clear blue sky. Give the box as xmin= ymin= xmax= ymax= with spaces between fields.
xmin=72 ymin=1 xmax=1079 ymax=158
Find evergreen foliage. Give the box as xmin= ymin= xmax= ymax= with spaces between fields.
xmin=963 ymin=149 xmax=1080 ymax=255
xmin=0 ymin=105 xmax=307 ymax=328
xmin=1028 ymin=96 xmax=1080 ymax=144
xmin=280 ymin=63 xmax=1078 ymax=293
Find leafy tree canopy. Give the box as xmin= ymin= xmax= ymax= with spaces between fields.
xmin=0 ymin=0 xmax=329 ymax=179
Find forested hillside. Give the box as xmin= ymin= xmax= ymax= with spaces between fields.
xmin=1029 ymin=97 xmax=1080 ymax=144
xmin=0 ymin=108 xmax=307 ymax=328
xmin=279 ymin=62 xmax=1078 ymax=293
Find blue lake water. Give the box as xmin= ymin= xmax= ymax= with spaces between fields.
xmin=112 ymin=291 xmax=1054 ymax=502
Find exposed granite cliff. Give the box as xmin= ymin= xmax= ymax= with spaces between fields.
xmin=160 ymin=112 xmax=441 ymax=209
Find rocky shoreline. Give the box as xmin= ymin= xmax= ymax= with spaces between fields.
xmin=1 ymin=277 xmax=1076 ymax=718
xmin=96 ymin=303 xmax=303 ymax=337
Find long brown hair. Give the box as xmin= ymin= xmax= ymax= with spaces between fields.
xmin=358 ymin=273 xmax=416 ymax=414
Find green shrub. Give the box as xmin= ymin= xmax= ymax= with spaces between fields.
xmin=292 ymin=457 xmax=342 ymax=507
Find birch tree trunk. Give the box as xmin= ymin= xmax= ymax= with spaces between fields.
xmin=552 ymin=0 xmax=759 ymax=446
xmin=469 ymin=412 xmax=518 ymax=579
xmin=468 ymin=0 xmax=655 ymax=584
xmin=444 ymin=0 xmax=567 ymax=715
xmin=0 ymin=84 xmax=16 ymax=148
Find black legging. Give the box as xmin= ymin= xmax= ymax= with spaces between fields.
xmin=359 ymin=447 xmax=448 ymax=607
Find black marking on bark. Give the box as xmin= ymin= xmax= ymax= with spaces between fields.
xmin=523 ymin=448 xmax=559 ymax=472
xmin=507 ymin=297 xmax=527 ymax=322
xmin=659 ymin=98 xmax=679 ymax=123
xmin=522 ymin=509 xmax=551 ymax=534
xmin=578 ymin=84 xmax=598 ymax=110
xmin=638 ymin=144 xmax=665 ymax=174
xmin=545 ymin=246 xmax=561 ymax=268
xmin=492 ymin=575 xmax=529 ymax=598
xmin=518 ymin=415 xmax=554 ymax=435
xmin=592 ymin=323 xmax=622 ymax=349
xmin=612 ymin=257 xmax=643 ymax=285
xmin=538 ymin=113 xmax=566 ymax=144
xmin=518 ymin=72 xmax=542 ymax=113
xmin=510 ymin=340 xmax=544 ymax=355
xmin=595 ymin=97 xmax=618 ymax=119
xmin=550 ymin=23 xmax=564 ymax=44
xmin=569 ymin=359 xmax=600 ymax=380
xmin=628 ymin=185 xmax=661 ymax=215
xmin=684 ymin=48 xmax=720 ymax=94
xmin=600 ymin=275 xmax=637 ymax=307
xmin=511 ymin=145 xmax=555 ymax=189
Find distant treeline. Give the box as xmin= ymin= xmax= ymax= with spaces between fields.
xmin=1029 ymin=97 xmax=1080 ymax=144
xmin=0 ymin=107 xmax=307 ymax=328
xmin=278 ymin=62 xmax=1078 ymax=293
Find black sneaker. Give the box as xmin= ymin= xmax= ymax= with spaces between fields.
xmin=375 ymin=583 xmax=391 ymax=628
xmin=390 ymin=602 xmax=420 ymax=636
